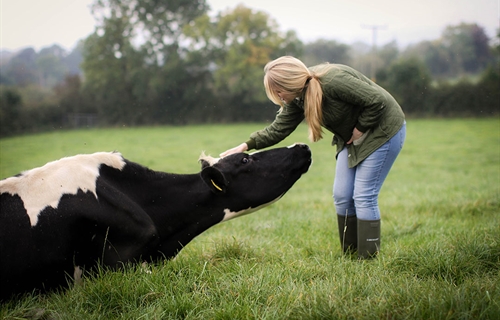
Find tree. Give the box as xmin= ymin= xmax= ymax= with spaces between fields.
xmin=82 ymin=12 xmax=141 ymax=124
xmin=423 ymin=41 xmax=451 ymax=76
xmin=64 ymin=41 xmax=84 ymax=75
xmin=376 ymin=41 xmax=400 ymax=71
xmin=36 ymin=45 xmax=68 ymax=88
xmin=403 ymin=23 xmax=493 ymax=78
xmin=474 ymin=28 xmax=500 ymax=116
xmin=0 ymin=87 xmax=22 ymax=136
xmin=183 ymin=4 xmax=303 ymax=121
xmin=440 ymin=23 xmax=491 ymax=74
xmin=82 ymin=0 xmax=209 ymax=125
xmin=349 ymin=41 xmax=376 ymax=77
xmin=1 ymin=45 xmax=82 ymax=88
xmin=302 ymin=39 xmax=351 ymax=66
xmin=377 ymin=58 xmax=431 ymax=114
xmin=54 ymin=75 xmax=92 ymax=113
xmin=352 ymin=40 xmax=400 ymax=81
xmin=2 ymin=48 xmax=38 ymax=87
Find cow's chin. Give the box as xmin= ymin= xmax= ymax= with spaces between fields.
xmin=221 ymin=194 xmax=284 ymax=222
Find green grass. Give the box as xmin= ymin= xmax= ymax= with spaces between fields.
xmin=1 ymin=119 xmax=499 ymax=319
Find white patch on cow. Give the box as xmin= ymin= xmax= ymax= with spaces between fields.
xmin=198 ymin=152 xmax=220 ymax=166
xmin=222 ymin=196 xmax=282 ymax=222
xmin=0 ymin=152 xmax=126 ymax=226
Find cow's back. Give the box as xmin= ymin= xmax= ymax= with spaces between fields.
xmin=0 ymin=152 xmax=128 ymax=298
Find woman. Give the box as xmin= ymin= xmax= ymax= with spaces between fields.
xmin=220 ymin=56 xmax=406 ymax=259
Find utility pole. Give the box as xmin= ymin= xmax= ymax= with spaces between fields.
xmin=362 ymin=24 xmax=386 ymax=81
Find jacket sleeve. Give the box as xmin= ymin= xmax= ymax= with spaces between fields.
xmin=248 ymin=102 xmax=305 ymax=150
xmin=329 ymin=72 xmax=387 ymax=133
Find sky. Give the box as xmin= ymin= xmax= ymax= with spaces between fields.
xmin=1 ymin=0 xmax=498 ymax=52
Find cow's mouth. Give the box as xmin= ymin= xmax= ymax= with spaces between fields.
xmin=291 ymin=145 xmax=312 ymax=173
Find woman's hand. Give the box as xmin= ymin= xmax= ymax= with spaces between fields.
xmin=347 ymin=128 xmax=364 ymax=145
xmin=220 ymin=143 xmax=248 ymax=158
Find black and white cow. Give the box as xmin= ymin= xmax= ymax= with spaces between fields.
xmin=0 ymin=144 xmax=311 ymax=299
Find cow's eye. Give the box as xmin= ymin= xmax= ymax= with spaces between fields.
xmin=241 ymin=157 xmax=249 ymax=164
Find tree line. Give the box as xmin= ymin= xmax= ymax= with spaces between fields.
xmin=1 ymin=0 xmax=499 ymax=137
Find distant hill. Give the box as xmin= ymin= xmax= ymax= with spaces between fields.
xmin=0 ymin=49 xmax=17 ymax=65
xmin=0 ymin=44 xmax=82 ymax=88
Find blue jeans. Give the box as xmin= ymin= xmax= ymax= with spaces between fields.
xmin=333 ymin=123 xmax=406 ymax=221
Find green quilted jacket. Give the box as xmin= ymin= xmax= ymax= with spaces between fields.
xmin=246 ymin=64 xmax=405 ymax=168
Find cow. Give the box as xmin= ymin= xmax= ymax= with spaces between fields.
xmin=0 ymin=144 xmax=311 ymax=300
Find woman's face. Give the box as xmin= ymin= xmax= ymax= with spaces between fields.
xmin=276 ymin=90 xmax=298 ymax=104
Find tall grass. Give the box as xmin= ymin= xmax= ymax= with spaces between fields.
xmin=1 ymin=119 xmax=499 ymax=319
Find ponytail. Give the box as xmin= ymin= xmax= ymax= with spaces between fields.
xmin=304 ymin=76 xmax=324 ymax=142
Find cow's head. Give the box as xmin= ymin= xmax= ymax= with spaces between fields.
xmin=199 ymin=144 xmax=312 ymax=221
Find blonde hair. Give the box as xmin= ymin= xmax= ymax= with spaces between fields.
xmin=263 ymin=56 xmax=326 ymax=142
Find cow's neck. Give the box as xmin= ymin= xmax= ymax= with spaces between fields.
xmin=136 ymin=173 xmax=227 ymax=258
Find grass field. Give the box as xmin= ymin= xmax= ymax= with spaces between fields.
xmin=1 ymin=119 xmax=499 ymax=319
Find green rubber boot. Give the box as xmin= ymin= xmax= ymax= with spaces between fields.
xmin=357 ymin=219 xmax=381 ymax=259
xmin=337 ymin=215 xmax=357 ymax=254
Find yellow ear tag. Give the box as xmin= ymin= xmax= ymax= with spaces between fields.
xmin=211 ymin=179 xmax=223 ymax=191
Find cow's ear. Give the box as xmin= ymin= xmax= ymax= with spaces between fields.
xmin=201 ymin=167 xmax=228 ymax=193
xmin=200 ymin=159 xmax=211 ymax=169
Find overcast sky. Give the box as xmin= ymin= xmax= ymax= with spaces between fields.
xmin=1 ymin=0 xmax=498 ymax=52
